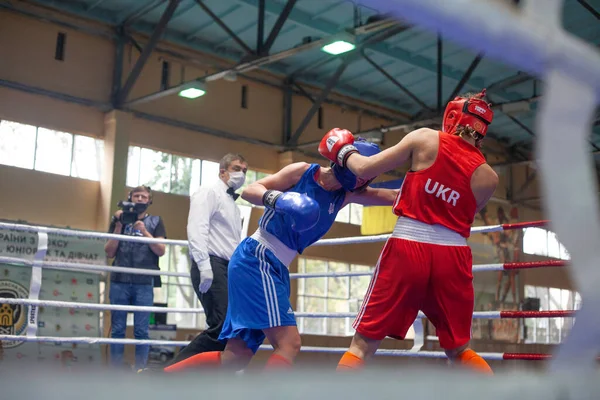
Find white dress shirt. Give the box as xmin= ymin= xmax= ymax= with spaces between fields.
xmin=187 ymin=179 xmax=242 ymax=272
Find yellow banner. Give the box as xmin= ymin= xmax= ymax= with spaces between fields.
xmin=360 ymin=206 xmax=397 ymax=235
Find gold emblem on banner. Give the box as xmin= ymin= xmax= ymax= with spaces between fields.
xmin=0 ymin=280 xmax=29 ymax=348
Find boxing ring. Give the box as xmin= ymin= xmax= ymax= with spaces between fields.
xmin=2 ymin=0 xmax=600 ymax=398
xmin=0 ymin=218 xmax=576 ymax=362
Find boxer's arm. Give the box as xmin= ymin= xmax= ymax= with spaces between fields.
xmin=471 ymin=163 xmax=499 ymax=213
xmin=343 ymin=187 xmax=399 ymax=207
xmin=345 ymin=129 xmax=430 ymax=179
xmin=241 ymin=162 xmax=311 ymax=206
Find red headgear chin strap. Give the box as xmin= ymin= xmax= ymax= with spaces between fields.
xmin=442 ymin=89 xmax=494 ymax=137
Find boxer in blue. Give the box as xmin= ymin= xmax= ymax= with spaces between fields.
xmin=164 ymin=139 xmax=398 ymax=372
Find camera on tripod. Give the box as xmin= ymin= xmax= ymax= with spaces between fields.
xmin=116 ymin=201 xmax=149 ymax=225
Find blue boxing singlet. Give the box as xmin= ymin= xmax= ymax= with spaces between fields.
xmin=258 ymin=163 xmax=346 ymax=253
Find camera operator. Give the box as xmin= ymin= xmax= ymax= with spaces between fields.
xmin=104 ymin=185 xmax=166 ymax=371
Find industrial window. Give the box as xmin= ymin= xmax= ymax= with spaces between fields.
xmin=523 ymin=285 xmax=581 ymax=344
xmin=0 ymin=120 xmax=103 ymax=181
xmin=296 ymin=258 xmax=376 ymax=337
xmin=523 ymin=227 xmax=570 ymax=260
xmin=34 ymin=128 xmax=73 ymax=176
xmin=126 ymin=145 xmax=270 ymax=198
xmin=334 ymin=204 xmax=363 ymax=226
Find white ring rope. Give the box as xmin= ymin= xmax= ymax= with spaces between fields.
xmin=297 ymin=346 xmax=502 ymax=360
xmin=0 ymin=221 xmax=188 ymax=246
xmin=0 ymin=221 xmax=530 ymax=248
xmin=1 ymin=297 xmax=554 ymax=321
xmin=0 ymin=297 xmax=204 ymax=314
xmin=0 ymin=334 xmax=505 ymax=360
xmin=0 ymin=334 xmax=190 ymax=347
xmin=0 ymin=256 xmax=187 ymax=278
xmin=313 ymin=225 xmax=504 ymax=246
xmin=0 ymin=256 xmax=558 ymax=280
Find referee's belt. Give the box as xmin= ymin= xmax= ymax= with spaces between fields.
xmin=208 ymin=254 xmax=229 ymax=264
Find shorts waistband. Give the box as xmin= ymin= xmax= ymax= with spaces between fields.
xmin=249 ymin=228 xmax=297 ymax=268
xmin=391 ymin=217 xmax=467 ymax=246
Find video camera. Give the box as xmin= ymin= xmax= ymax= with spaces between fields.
xmin=116 ymin=201 xmax=149 ymax=225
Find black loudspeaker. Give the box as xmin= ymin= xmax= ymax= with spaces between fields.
xmin=522 ymin=298 xmax=540 ymax=341
xmin=149 ymin=303 xmax=168 ymax=325
xmin=522 ymin=297 xmax=541 ymax=311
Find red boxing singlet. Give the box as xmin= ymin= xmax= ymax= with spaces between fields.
xmin=393 ymin=132 xmax=485 ymax=238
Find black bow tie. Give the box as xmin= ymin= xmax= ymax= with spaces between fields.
xmin=227 ymin=187 xmax=240 ymax=200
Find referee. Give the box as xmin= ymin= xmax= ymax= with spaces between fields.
xmin=168 ymin=153 xmax=248 ymax=365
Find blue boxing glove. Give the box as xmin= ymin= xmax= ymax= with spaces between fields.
xmin=262 ymin=190 xmax=320 ymax=232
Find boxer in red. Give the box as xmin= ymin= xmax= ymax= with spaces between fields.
xmin=319 ymin=90 xmax=498 ymax=374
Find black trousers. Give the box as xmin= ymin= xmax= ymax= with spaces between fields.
xmin=170 ymin=255 xmax=228 ymax=364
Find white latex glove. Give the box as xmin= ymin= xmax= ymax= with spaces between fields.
xmin=197 ymin=259 xmax=213 ymax=294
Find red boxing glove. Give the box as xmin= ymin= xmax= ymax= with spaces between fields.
xmin=318 ymin=128 xmax=357 ymax=167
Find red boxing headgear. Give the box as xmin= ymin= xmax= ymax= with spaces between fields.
xmin=442 ymin=89 xmax=494 ymax=137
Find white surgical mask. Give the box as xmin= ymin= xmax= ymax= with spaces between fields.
xmin=227 ymin=171 xmax=246 ymax=191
